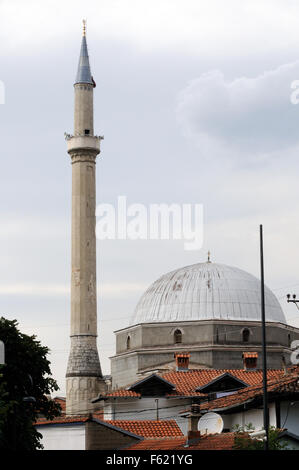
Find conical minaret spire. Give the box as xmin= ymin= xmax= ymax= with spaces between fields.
xmin=65 ymin=24 xmax=105 ymax=415
xmin=75 ymin=21 xmax=93 ymax=86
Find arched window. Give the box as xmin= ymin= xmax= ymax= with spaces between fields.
xmin=242 ymin=328 xmax=250 ymax=343
xmin=174 ymin=329 xmax=182 ymax=344
xmin=126 ymin=336 xmax=131 ymax=350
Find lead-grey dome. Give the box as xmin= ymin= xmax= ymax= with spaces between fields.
xmin=130 ymin=262 xmax=286 ymax=325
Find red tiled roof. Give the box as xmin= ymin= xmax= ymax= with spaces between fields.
xmin=93 ymin=410 xmax=104 ymax=420
xmin=36 ymin=414 xmax=182 ymax=439
xmin=162 ymin=368 xmax=284 ymax=397
xmin=126 ymin=432 xmax=237 ymax=450
xmin=53 ymin=397 xmax=66 ymax=413
xmin=202 ymin=369 xmax=299 ymax=412
xmin=35 ymin=411 xmax=103 ymax=426
xmin=36 ymin=415 xmax=89 ymax=426
xmin=105 ymin=390 xmax=141 ymax=398
xmin=106 ymin=420 xmax=183 ymax=438
xmin=126 ymin=437 xmax=186 ymax=450
xmin=95 ymin=369 xmax=286 ymax=399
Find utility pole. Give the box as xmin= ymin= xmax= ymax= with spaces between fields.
xmin=260 ymin=224 xmax=269 ymax=451
xmin=0 ymin=340 xmax=4 ymax=364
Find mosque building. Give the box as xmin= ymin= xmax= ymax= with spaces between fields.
xmin=63 ymin=24 xmax=299 ymax=419
xmin=110 ymin=259 xmax=299 ymax=389
xmin=35 ymin=23 xmax=299 ymax=450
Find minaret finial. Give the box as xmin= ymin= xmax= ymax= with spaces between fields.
xmin=83 ymin=19 xmax=86 ymax=37
xmin=207 ymin=250 xmax=211 ymax=263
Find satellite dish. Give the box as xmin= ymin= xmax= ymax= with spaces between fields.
xmin=198 ymin=412 xmax=224 ymax=435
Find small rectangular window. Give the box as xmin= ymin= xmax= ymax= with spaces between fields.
xmin=85 ymin=129 xmax=90 ymax=135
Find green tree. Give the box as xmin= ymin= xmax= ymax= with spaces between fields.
xmin=0 ymin=317 xmax=61 ymax=450
xmin=233 ymin=424 xmax=288 ymax=450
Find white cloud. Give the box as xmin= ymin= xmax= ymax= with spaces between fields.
xmin=2 ymin=0 xmax=299 ymax=57
xmin=176 ymin=61 xmax=299 ymax=162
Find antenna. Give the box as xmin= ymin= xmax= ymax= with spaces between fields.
xmin=198 ymin=412 xmax=224 ymax=435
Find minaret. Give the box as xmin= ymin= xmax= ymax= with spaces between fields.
xmin=65 ymin=22 xmax=105 ymax=415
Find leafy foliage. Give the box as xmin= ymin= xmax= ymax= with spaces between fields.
xmin=0 ymin=317 xmax=61 ymax=450
xmin=233 ymin=424 xmax=288 ymax=450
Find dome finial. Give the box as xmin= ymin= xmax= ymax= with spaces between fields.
xmin=207 ymin=250 xmax=211 ymax=263
xmin=82 ymin=19 xmax=87 ymax=37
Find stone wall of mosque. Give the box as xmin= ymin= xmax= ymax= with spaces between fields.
xmin=110 ymin=319 xmax=299 ymax=388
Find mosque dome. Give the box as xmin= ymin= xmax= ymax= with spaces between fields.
xmin=130 ymin=262 xmax=286 ymax=326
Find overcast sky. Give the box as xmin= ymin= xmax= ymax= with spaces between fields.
xmin=1 ymin=0 xmax=299 ymax=394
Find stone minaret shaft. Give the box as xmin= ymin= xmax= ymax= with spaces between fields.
xmin=65 ymin=26 xmax=105 ymax=415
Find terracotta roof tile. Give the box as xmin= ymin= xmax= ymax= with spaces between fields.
xmin=188 ymin=432 xmax=237 ymax=450
xmin=106 ymin=420 xmax=183 ymax=438
xmin=53 ymin=396 xmax=66 ymax=413
xmin=98 ymin=369 xmax=286 ymax=399
xmin=202 ymin=369 xmax=299 ymax=411
xmin=162 ymin=368 xmax=284 ymax=397
xmin=93 ymin=410 xmax=104 ymax=420
xmin=126 ymin=432 xmax=237 ymax=450
xmin=105 ymin=390 xmax=141 ymax=398
xmin=35 ymin=415 xmax=183 ymax=439
xmin=126 ymin=437 xmax=186 ymax=450
xmin=36 ymin=415 xmax=89 ymax=426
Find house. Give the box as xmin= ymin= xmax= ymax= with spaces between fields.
xmin=39 ymin=354 xmax=293 ymax=449
xmin=36 ymin=415 xmax=183 ymax=450
xmin=125 ymin=431 xmax=240 ymax=450
xmin=277 ymin=431 xmax=299 ymax=450
xmin=188 ymin=366 xmax=299 ymax=438
xmin=95 ymin=353 xmax=286 ymax=435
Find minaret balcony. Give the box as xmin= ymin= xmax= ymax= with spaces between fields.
xmin=65 ymin=134 xmax=103 ymax=154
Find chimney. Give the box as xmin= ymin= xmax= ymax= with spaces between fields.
xmin=174 ymin=352 xmax=190 ymax=371
xmin=188 ymin=404 xmax=201 ymax=432
xmin=186 ymin=404 xmax=201 ymax=446
xmin=186 ymin=431 xmax=201 ymax=447
xmin=242 ymin=352 xmax=258 ymax=370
